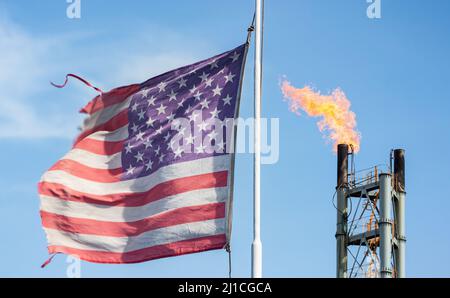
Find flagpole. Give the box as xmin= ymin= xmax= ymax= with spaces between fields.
xmin=252 ymin=0 xmax=263 ymax=278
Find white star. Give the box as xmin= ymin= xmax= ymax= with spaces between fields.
xmin=125 ymin=142 xmax=134 ymax=154
xmin=126 ymin=165 xmax=135 ymax=176
xmin=131 ymin=123 xmax=139 ymax=133
xmin=131 ymin=102 xmax=139 ymax=112
xmin=178 ymin=126 xmax=187 ymax=136
xmin=209 ymin=107 xmax=220 ymax=118
xmin=138 ymin=88 xmax=151 ymax=99
xmin=216 ymin=140 xmax=225 ymax=151
xmin=173 ymin=147 xmax=184 ymax=158
xmin=194 ymin=91 xmax=203 ymax=101
xmin=208 ymin=130 xmax=218 ymax=140
xmin=168 ymin=90 xmax=177 ymax=102
xmin=154 ymin=146 xmax=161 ymax=156
xmin=185 ymin=134 xmax=196 ymax=145
xmin=177 ymin=99 xmax=185 ymax=108
xmin=157 ymin=81 xmax=167 ymax=92
xmin=156 ymin=103 xmax=167 ymax=115
xmin=212 ymin=84 xmax=223 ymax=96
xmin=230 ymin=51 xmax=240 ymax=62
xmin=137 ymin=110 xmax=146 ymax=120
xmin=199 ymin=72 xmax=209 ymax=82
xmin=135 ymin=131 xmax=145 ymax=141
xmin=163 ymin=132 xmax=171 ymax=142
xmin=155 ymin=126 xmax=163 ymax=135
xmin=159 ymin=153 xmax=165 ymax=162
xmin=210 ymin=60 xmax=219 ymax=69
xmin=189 ymin=84 xmax=197 ymax=94
xmin=197 ymin=120 xmax=208 ymax=131
xmin=224 ymin=72 xmax=236 ymax=84
xmin=195 ymin=144 xmax=206 ymax=153
xmin=205 ymin=77 xmax=214 ymax=87
xmin=146 ymin=116 xmax=156 ymax=128
xmin=134 ymin=151 xmax=144 ymax=163
xmin=166 ymin=112 xmax=175 ymax=122
xmin=200 ymin=99 xmax=210 ymax=109
xmin=145 ymin=159 xmax=153 ymax=171
xmin=144 ymin=138 xmax=153 ymax=148
xmin=222 ymin=94 xmax=232 ymax=105
xmin=177 ymin=77 xmax=187 ymax=88
xmin=188 ymin=111 xmax=199 ymax=122
xmin=147 ymin=95 xmax=156 ymax=106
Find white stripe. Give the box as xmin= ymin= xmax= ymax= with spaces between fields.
xmin=86 ymin=125 xmax=129 ymax=142
xmin=60 ymin=148 xmax=122 ymax=170
xmin=40 ymin=187 xmax=228 ymax=222
xmin=81 ymin=97 xmax=131 ymax=132
xmin=44 ymin=218 xmax=225 ymax=253
xmin=41 ymin=155 xmax=230 ymax=195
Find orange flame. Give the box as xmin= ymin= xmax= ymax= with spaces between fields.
xmin=280 ymin=79 xmax=361 ymax=153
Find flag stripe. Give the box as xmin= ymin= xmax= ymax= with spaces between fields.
xmin=76 ymin=109 xmax=129 ymax=144
xmin=86 ymin=125 xmax=129 ymax=142
xmin=40 ymin=187 xmax=228 ymax=222
xmin=60 ymin=148 xmax=122 ymax=170
xmin=81 ymin=97 xmax=131 ymax=132
xmin=48 ymin=234 xmax=226 ymax=264
xmin=44 ymin=218 xmax=225 ymax=253
xmin=38 ymin=171 xmax=228 ymax=207
xmin=80 ymin=84 xmax=140 ymax=115
xmin=41 ymin=202 xmax=225 ymax=237
xmin=74 ymin=137 xmax=125 ymax=156
xmin=49 ymin=159 xmax=122 ymax=183
xmin=41 ymin=155 xmax=230 ymax=196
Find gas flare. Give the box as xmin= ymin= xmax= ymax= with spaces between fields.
xmin=280 ymin=79 xmax=361 ymax=153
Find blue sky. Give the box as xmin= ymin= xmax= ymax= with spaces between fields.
xmin=1 ymin=0 xmax=449 ymax=277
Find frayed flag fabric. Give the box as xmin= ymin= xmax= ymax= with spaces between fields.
xmin=39 ymin=43 xmax=248 ymax=264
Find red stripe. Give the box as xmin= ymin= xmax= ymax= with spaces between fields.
xmin=49 ymin=159 xmax=122 ymax=183
xmin=74 ymin=138 xmax=124 ymax=155
xmin=75 ymin=109 xmax=128 ymax=144
xmin=38 ymin=171 xmax=228 ymax=207
xmin=41 ymin=202 xmax=225 ymax=237
xmin=81 ymin=84 xmax=140 ymax=115
xmin=47 ymin=234 xmax=226 ymax=264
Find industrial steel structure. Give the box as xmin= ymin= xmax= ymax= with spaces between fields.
xmin=335 ymin=144 xmax=406 ymax=278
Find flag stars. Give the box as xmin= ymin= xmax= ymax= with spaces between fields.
xmin=147 ymin=96 xmax=156 ymax=106
xmin=156 ymin=103 xmax=167 ymax=115
xmin=205 ymin=77 xmax=214 ymax=87
xmin=168 ymin=90 xmax=177 ymax=102
xmin=134 ymin=151 xmax=144 ymax=163
xmin=197 ymin=120 xmax=208 ymax=131
xmin=194 ymin=91 xmax=203 ymax=101
xmin=222 ymin=94 xmax=232 ymax=105
xmin=189 ymin=84 xmax=197 ymax=94
xmin=210 ymin=59 xmax=219 ymax=69
xmin=135 ymin=131 xmax=145 ymax=141
xmin=173 ymin=147 xmax=184 ymax=159
xmin=125 ymin=142 xmax=134 ymax=154
xmin=137 ymin=110 xmax=146 ymax=120
xmin=131 ymin=123 xmax=139 ymax=133
xmin=146 ymin=116 xmax=156 ymax=128
xmin=224 ymin=72 xmax=236 ymax=84
xmin=145 ymin=159 xmax=153 ymax=171
xmin=199 ymin=72 xmax=209 ymax=82
xmin=200 ymin=99 xmax=210 ymax=109
xmin=131 ymin=102 xmax=139 ymax=112
xmin=154 ymin=146 xmax=161 ymax=156
xmin=230 ymin=51 xmax=240 ymax=62
xmin=144 ymin=138 xmax=153 ymax=149
xmin=210 ymin=107 xmax=220 ymax=118
xmin=195 ymin=144 xmax=206 ymax=154
xmin=177 ymin=77 xmax=187 ymax=88
xmin=212 ymin=84 xmax=223 ymax=96
xmin=157 ymin=81 xmax=167 ymax=92
xmin=126 ymin=165 xmax=135 ymax=176
xmin=159 ymin=153 xmax=166 ymax=163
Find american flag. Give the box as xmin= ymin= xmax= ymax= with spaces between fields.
xmin=38 ymin=43 xmax=248 ymax=264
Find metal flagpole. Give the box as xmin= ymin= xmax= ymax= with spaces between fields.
xmin=252 ymin=0 xmax=263 ymax=278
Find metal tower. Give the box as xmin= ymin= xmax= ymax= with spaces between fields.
xmin=335 ymin=144 xmax=406 ymax=278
